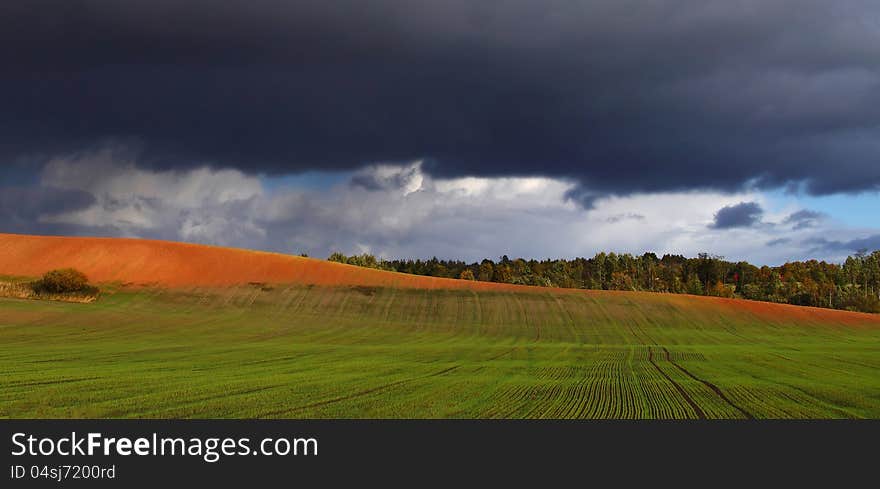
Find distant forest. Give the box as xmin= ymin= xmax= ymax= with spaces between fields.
xmin=327 ymin=250 xmax=880 ymax=314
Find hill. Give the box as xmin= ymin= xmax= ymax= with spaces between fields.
xmin=1 ymin=233 xmax=879 ymax=418
xmin=0 ymin=232 xmax=522 ymax=290
xmin=0 ymin=232 xmax=876 ymax=325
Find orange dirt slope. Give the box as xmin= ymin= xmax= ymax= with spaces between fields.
xmin=1 ymin=232 xmax=878 ymax=326
xmin=0 ymin=233 xmax=524 ymax=291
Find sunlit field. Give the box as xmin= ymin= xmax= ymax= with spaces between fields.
xmin=3 ymin=284 xmax=878 ymax=419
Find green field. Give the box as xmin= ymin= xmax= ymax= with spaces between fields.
xmin=2 ymin=284 xmax=879 ymax=418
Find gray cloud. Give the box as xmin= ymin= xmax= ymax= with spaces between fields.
xmin=606 ymin=213 xmax=645 ymax=224
xmin=783 ymin=209 xmax=826 ymax=230
xmin=4 ymin=158 xmax=877 ymax=265
xmin=349 ymin=163 xmax=424 ymax=193
xmin=807 ymin=234 xmax=880 ymax=253
xmin=766 ymin=237 xmax=792 ymax=247
xmin=710 ymin=202 xmax=763 ymax=229
xmin=2 ymin=1 xmax=880 ymax=199
xmin=0 ymin=186 xmax=95 ymax=234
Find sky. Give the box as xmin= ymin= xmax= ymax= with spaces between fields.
xmin=1 ymin=1 xmax=878 ymax=265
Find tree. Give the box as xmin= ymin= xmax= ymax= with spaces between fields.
xmin=328 ymin=252 xmax=347 ymax=263
xmin=686 ymin=274 xmax=704 ymax=295
xmin=643 ymin=252 xmax=659 ymax=290
xmin=696 ymin=253 xmax=724 ymax=293
xmin=478 ymin=261 xmax=494 ymax=282
xmin=334 ymin=248 xmax=880 ymax=313
xmin=495 ymin=264 xmax=513 ymax=283
xmin=594 ymin=252 xmax=607 ymax=289
xmin=856 ymin=249 xmax=869 ymax=299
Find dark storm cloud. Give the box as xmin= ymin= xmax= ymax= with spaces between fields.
xmin=0 ymin=186 xmax=95 ymax=233
xmin=3 ymin=1 xmax=880 ymax=197
xmin=710 ymin=202 xmax=763 ymax=229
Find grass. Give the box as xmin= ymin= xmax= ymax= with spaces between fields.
xmin=1 ymin=283 xmax=879 ymax=418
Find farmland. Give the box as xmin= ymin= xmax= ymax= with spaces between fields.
xmin=2 ymin=281 xmax=879 ymax=418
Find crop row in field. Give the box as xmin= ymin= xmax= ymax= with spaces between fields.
xmin=1 ymin=283 xmax=879 ymax=418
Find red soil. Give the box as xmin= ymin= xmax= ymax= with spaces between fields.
xmin=0 ymin=233 xmax=527 ymax=291
xmin=664 ymin=293 xmax=879 ymax=327
xmin=2 ymin=233 xmax=878 ymax=326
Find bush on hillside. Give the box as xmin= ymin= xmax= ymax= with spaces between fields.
xmin=32 ymin=268 xmax=93 ymax=294
xmin=326 ymin=252 xmax=394 ymax=271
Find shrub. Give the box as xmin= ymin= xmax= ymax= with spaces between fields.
xmin=328 ymin=252 xmax=348 ymax=263
xmin=32 ymin=268 xmax=91 ymax=294
xmin=327 ymin=252 xmax=394 ymax=271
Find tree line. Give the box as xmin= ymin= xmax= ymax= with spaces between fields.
xmin=327 ymin=250 xmax=880 ymax=314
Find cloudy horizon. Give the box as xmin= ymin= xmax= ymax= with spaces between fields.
xmin=1 ymin=146 xmax=876 ymax=266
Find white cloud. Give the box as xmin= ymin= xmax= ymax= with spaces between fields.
xmin=42 ymin=149 xmax=262 ymax=208
xmin=39 ymin=148 xmax=264 ymax=246
xmin=33 ymin=152 xmax=880 ymax=265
